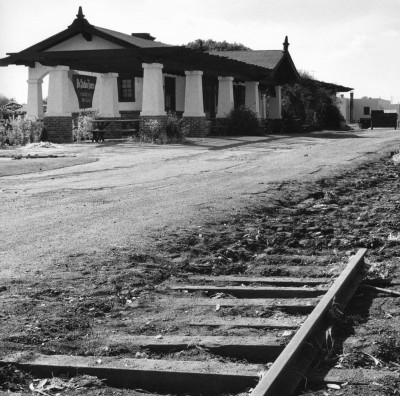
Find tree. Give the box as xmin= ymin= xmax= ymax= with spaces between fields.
xmin=0 ymin=94 xmax=15 ymax=108
xmin=186 ymin=39 xmax=251 ymax=51
xmin=281 ymin=71 xmax=345 ymax=130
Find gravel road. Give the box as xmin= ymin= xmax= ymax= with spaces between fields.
xmin=1 ymin=130 xmax=399 ymax=280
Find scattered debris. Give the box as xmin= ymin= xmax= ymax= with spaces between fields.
xmin=392 ymin=153 xmax=400 ymax=164
xmin=24 ymin=142 xmax=61 ymax=149
xmin=29 ymin=375 xmax=104 ymax=394
xmin=361 ymin=284 xmax=400 ymax=297
xmin=327 ymin=383 xmax=341 ymax=390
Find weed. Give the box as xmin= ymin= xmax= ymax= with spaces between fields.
xmin=375 ymin=332 xmax=400 ymax=364
xmin=0 ymin=365 xmax=32 ymax=391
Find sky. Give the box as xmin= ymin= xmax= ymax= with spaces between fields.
xmin=1 ymin=0 xmax=400 ymax=104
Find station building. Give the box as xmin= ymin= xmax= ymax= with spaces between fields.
xmin=0 ymin=7 xmax=303 ymax=142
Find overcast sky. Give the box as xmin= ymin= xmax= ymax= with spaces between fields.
xmin=1 ymin=0 xmax=400 ymax=104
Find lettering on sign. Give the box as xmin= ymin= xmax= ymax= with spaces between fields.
xmin=72 ymin=74 xmax=97 ymax=109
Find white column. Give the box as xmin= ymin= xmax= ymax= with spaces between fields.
xmin=216 ymin=76 xmax=234 ymax=118
xmin=26 ymin=79 xmax=44 ymax=119
xmin=269 ymin=86 xmax=282 ymax=119
xmin=261 ymin=93 xmax=267 ymax=119
xmin=99 ymin=73 xmax=120 ymax=117
xmin=183 ymin=71 xmax=205 ymax=117
xmin=46 ymin=66 xmax=71 ymax=116
xmin=140 ymin=63 xmax=166 ymax=116
xmin=245 ymin=81 xmax=260 ymax=116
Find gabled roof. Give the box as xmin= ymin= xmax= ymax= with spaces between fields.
xmin=94 ymin=26 xmax=171 ymax=48
xmin=0 ymin=7 xmax=300 ymax=86
xmin=208 ymin=50 xmax=285 ymax=70
xmin=3 ymin=6 xmax=169 ymax=55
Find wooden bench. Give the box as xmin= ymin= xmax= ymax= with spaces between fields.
xmin=89 ymin=128 xmax=138 ymax=142
xmin=89 ymin=118 xmax=140 ymax=142
xmin=88 ymin=129 xmax=105 ymax=142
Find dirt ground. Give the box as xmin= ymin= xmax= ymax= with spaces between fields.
xmin=1 ymin=131 xmax=400 ymax=395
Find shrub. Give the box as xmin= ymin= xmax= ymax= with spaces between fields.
xmin=140 ymin=119 xmax=163 ymax=143
xmin=225 ymin=105 xmax=262 ymax=135
xmin=140 ymin=116 xmax=189 ymax=144
xmin=1 ymin=116 xmax=43 ymax=146
xmin=281 ymin=71 xmax=346 ymax=131
xmin=73 ymin=111 xmax=97 ymax=141
xmin=165 ymin=113 xmax=190 ymax=142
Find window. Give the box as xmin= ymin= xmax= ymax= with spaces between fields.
xmin=118 ymin=77 xmax=135 ymax=102
xmin=363 ymin=106 xmax=370 ymax=115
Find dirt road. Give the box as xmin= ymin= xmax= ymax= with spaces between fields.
xmin=1 ymin=130 xmax=400 ymax=279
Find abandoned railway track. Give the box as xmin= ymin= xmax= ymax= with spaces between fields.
xmin=1 ymin=151 xmax=400 ymax=395
xmin=1 ymin=249 xmax=372 ymax=395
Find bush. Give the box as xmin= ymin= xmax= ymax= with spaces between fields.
xmin=1 ymin=117 xmax=43 ymax=146
xmin=281 ymin=71 xmax=346 ymax=131
xmin=225 ymin=105 xmax=262 ymax=135
xmin=140 ymin=119 xmax=163 ymax=143
xmin=165 ymin=113 xmax=189 ymax=142
xmin=140 ymin=114 xmax=189 ymax=144
xmin=73 ymin=111 xmax=97 ymax=141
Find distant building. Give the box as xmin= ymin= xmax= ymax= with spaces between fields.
xmin=339 ymin=95 xmax=400 ymax=123
xmin=0 ymin=101 xmax=26 ymax=120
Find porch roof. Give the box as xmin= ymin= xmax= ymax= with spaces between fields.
xmin=310 ymin=79 xmax=353 ymax=93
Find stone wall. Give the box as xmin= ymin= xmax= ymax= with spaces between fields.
xmin=44 ymin=116 xmax=73 ymax=143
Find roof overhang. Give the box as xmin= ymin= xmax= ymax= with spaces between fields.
xmin=304 ymin=78 xmax=353 ymax=93
xmin=0 ymin=47 xmax=278 ymax=83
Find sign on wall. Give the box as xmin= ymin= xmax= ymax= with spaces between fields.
xmin=72 ymin=74 xmax=97 ymax=109
xmin=3 ymin=102 xmax=23 ymax=112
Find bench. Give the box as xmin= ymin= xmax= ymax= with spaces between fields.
xmin=88 ymin=129 xmax=105 ymax=142
xmin=89 ymin=118 xmax=140 ymax=142
xmin=89 ymin=128 xmax=138 ymax=142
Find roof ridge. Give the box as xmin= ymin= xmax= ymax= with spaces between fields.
xmin=94 ymin=26 xmax=171 ymax=48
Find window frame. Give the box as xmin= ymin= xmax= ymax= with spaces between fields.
xmin=363 ymin=106 xmax=370 ymax=116
xmin=118 ymin=76 xmax=135 ymax=102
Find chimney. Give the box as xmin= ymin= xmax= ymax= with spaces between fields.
xmin=131 ymin=33 xmax=156 ymax=41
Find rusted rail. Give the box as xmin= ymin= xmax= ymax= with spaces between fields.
xmin=250 ymin=248 xmax=367 ymax=396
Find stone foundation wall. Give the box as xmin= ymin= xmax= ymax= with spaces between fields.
xmin=183 ymin=116 xmax=207 ymax=138
xmin=44 ymin=116 xmax=73 ymax=143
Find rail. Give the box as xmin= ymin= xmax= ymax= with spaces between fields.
xmin=0 ymin=249 xmax=368 ymax=395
